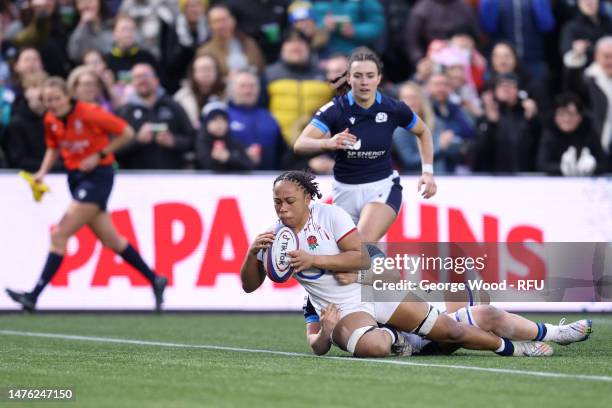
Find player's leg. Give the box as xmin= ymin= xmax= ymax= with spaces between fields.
xmin=357 ymin=202 xmax=397 ymax=242
xmin=6 ymin=201 xmax=99 ymax=310
xmin=88 ymin=211 xmax=167 ymax=311
xmin=385 ymin=296 xmax=552 ymax=356
xmin=356 ymin=173 xmax=402 ymax=242
xmin=466 ymin=305 xmax=592 ymax=345
xmin=332 ymin=311 xmax=397 ymax=358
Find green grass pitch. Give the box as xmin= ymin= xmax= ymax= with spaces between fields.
xmin=1 ymin=313 xmax=611 ymax=408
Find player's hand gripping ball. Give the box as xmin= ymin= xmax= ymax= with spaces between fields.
xmin=263 ymin=225 xmax=299 ymax=283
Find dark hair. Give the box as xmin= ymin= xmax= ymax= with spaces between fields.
xmin=273 ymin=171 xmax=322 ymax=200
xmin=347 ymin=47 xmax=383 ymax=75
xmin=449 ymin=24 xmax=478 ymax=44
xmin=189 ymin=52 xmax=225 ymax=109
xmin=553 ymin=92 xmax=584 ymax=114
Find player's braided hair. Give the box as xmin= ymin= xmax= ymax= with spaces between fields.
xmin=273 ymin=171 xmax=322 ymax=200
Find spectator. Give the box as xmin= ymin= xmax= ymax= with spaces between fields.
xmin=4 ymin=71 xmax=62 ymax=171
xmin=118 ymin=0 xmax=179 ymax=59
xmin=66 ymin=65 xmax=114 ymax=111
xmin=538 ymin=92 xmax=606 ymax=175
xmin=224 ymin=0 xmax=288 ymax=63
xmin=430 ymin=25 xmax=487 ymax=91
xmin=565 ymin=36 xmax=612 ymax=169
xmin=67 ymin=0 xmax=113 ymax=63
xmin=377 ymin=0 xmax=414 ymax=82
xmin=9 ymin=47 xmax=45 ymax=99
xmin=0 ymin=16 xmax=12 ymax=86
xmin=105 ymin=15 xmax=161 ymax=94
xmin=406 ymin=0 xmax=480 ymax=65
xmin=173 ymin=52 xmax=225 ymax=129
xmin=392 ymin=81 xmax=455 ymax=173
xmin=486 ymin=41 xmax=550 ymax=115
xmin=473 ymin=73 xmax=540 ymax=173
xmin=227 ymin=69 xmax=284 ymax=170
xmin=288 ymin=1 xmax=329 ymax=60
xmin=426 ymin=72 xmax=475 ymax=162
xmin=312 ymin=0 xmax=384 ymax=56
xmin=82 ymin=48 xmax=121 ymax=109
xmin=196 ymin=100 xmax=253 ymax=171
xmin=162 ymin=0 xmax=209 ymax=93
xmin=11 ymin=0 xmax=74 ymax=77
xmin=197 ymin=4 xmax=265 ymax=78
xmin=116 ymin=63 xmax=194 ymax=169
xmin=561 ymin=0 xmax=612 ymax=70
xmin=265 ymin=28 xmax=332 ymax=147
xmin=480 ymin=0 xmax=555 ymax=80
xmin=445 ymin=64 xmax=483 ymax=119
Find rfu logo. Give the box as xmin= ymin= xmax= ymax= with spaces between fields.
xmin=349 ymin=117 xmax=355 ymax=125
xmin=375 ymin=112 xmax=388 ymax=123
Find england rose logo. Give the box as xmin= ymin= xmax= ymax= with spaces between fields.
xmin=307 ymin=235 xmax=318 ymax=250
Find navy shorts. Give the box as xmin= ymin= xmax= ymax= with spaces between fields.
xmin=67 ymin=165 xmax=114 ymax=211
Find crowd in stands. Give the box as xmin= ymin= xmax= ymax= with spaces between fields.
xmin=0 ymin=0 xmax=610 ymax=176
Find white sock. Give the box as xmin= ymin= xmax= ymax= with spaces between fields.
xmin=542 ymin=323 xmax=559 ymax=342
xmin=495 ymin=339 xmax=506 ymax=353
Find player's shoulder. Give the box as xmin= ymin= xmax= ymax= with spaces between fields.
xmin=381 ymin=93 xmax=408 ymax=111
xmin=317 ymin=95 xmax=347 ymax=114
xmin=74 ymin=101 xmax=106 ymax=119
xmin=311 ymin=202 xmax=350 ymax=222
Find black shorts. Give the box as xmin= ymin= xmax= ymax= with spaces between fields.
xmin=67 ymin=165 xmax=114 ymax=211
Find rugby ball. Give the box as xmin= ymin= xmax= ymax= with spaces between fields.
xmin=264 ymin=225 xmax=299 ymax=283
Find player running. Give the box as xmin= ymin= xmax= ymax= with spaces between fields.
xmin=294 ymin=47 xmax=435 ymax=243
xmin=5 ymin=77 xmax=167 ymax=312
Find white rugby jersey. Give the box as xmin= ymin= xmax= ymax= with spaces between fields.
xmin=258 ymin=202 xmax=362 ymax=313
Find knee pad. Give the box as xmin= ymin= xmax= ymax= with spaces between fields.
xmin=414 ymin=305 xmax=440 ymax=336
xmin=346 ymin=325 xmax=377 ymax=355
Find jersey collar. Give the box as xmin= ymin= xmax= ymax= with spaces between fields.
xmin=347 ymin=90 xmax=382 ymax=107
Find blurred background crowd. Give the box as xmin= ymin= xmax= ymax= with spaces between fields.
xmin=0 ymin=0 xmax=611 ymax=176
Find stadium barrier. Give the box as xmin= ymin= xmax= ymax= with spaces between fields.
xmin=1 ymin=172 xmax=610 ymax=312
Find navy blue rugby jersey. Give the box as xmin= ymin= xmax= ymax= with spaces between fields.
xmin=310 ymin=90 xmax=417 ymax=184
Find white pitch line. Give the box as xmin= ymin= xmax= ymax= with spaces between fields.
xmin=1 ymin=329 xmax=611 ymax=383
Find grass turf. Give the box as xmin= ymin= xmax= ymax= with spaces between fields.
xmin=0 ymin=313 xmax=611 ymax=408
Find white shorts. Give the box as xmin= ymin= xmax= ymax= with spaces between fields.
xmin=333 ymin=171 xmax=403 ymax=224
xmin=337 ymin=301 xmax=401 ymax=325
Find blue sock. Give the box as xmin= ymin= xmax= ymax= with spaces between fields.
xmin=494 ymin=338 xmax=515 ymax=356
xmin=533 ymin=322 xmax=547 ymax=341
xmin=119 ymin=244 xmax=156 ymax=284
xmin=30 ymin=252 xmax=64 ymax=300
